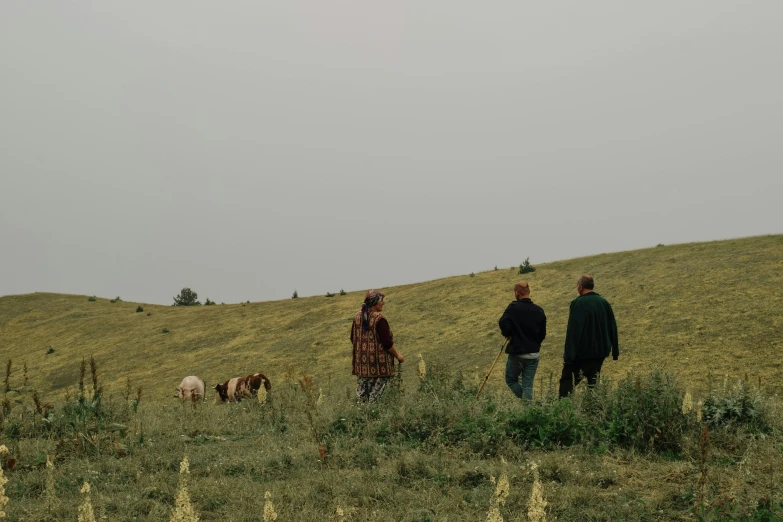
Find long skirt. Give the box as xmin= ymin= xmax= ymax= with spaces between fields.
xmin=356 ymin=376 xmax=391 ymax=402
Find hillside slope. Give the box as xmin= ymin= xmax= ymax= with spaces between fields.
xmin=2 ymin=234 xmax=781 ymax=401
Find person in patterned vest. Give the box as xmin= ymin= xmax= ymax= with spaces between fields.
xmin=350 ymin=289 xmax=405 ymax=402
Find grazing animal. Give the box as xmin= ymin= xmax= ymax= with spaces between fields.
xmin=175 ymin=376 xmax=206 ymax=402
xmin=214 ymin=373 xmax=271 ymax=402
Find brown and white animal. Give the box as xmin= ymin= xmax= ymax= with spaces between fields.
xmin=175 ymin=376 xmax=206 ymax=402
xmin=214 ymin=373 xmax=271 ymax=402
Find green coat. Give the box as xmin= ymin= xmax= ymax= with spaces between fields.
xmin=564 ymin=292 xmax=619 ymax=363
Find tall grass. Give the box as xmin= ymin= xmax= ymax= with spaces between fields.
xmin=0 ymin=356 xmax=782 ymax=520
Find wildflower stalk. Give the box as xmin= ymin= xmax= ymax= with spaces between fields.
xmin=527 ymin=462 xmax=547 ymax=522
xmin=0 ymin=450 xmax=9 ymax=519
xmin=171 ymin=456 xmax=199 ymax=522
xmin=486 ymin=460 xmax=509 ymax=522
xmin=45 ymin=455 xmax=56 ymax=513
xmin=682 ymin=390 xmax=694 ymax=414
xmin=696 ymin=425 xmax=711 ymax=514
xmin=264 ymin=491 xmax=278 ymax=521
xmin=78 ymin=482 xmax=96 ymax=522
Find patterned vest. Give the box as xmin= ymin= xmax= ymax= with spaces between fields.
xmin=352 ymin=310 xmax=395 ymax=378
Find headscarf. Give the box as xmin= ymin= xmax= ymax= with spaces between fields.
xmin=361 ymin=289 xmax=385 ymax=332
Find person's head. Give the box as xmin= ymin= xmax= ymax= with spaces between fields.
xmin=361 ymin=289 xmax=385 ymax=332
xmin=364 ymin=289 xmax=385 ymax=312
xmin=577 ymin=275 xmax=595 ymax=295
xmin=514 ymin=281 xmax=530 ymax=300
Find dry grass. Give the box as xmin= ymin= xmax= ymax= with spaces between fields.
xmin=1 ymin=234 xmax=781 ymax=404
xmin=0 ymin=235 xmax=782 ymax=520
xmin=0 ymin=374 xmax=781 ymax=520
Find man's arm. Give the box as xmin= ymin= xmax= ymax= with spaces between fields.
xmin=607 ymin=304 xmax=619 ymax=360
xmin=498 ymin=304 xmax=513 ymax=338
xmin=538 ymin=310 xmax=547 ymax=344
xmin=563 ymin=301 xmax=584 ymax=363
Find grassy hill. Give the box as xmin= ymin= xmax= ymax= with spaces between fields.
xmin=2 ymin=234 xmax=782 ymax=402
xmin=2 ymin=234 xmax=783 ymax=521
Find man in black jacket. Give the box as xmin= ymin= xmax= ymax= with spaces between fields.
xmin=498 ymin=281 xmax=547 ymax=400
xmin=559 ymin=274 xmax=619 ymax=398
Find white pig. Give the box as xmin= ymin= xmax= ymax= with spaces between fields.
xmin=175 ymin=375 xmax=206 ymax=401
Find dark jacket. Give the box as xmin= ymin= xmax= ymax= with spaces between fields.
xmin=563 ymin=292 xmax=619 ymax=363
xmin=498 ymin=298 xmax=547 ymax=355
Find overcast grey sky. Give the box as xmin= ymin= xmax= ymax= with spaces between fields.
xmin=1 ymin=2 xmax=781 ymax=305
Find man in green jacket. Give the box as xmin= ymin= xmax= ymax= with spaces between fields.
xmin=559 ymin=275 xmax=619 ymax=398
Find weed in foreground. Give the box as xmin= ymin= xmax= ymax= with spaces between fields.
xmin=0 ymin=447 xmax=8 ymax=518
xmin=527 ymin=462 xmax=547 ymax=522
xmin=264 ymin=491 xmax=278 ymax=521
xmin=171 ymin=455 xmax=199 ymax=522
xmin=78 ymin=482 xmax=96 ymax=522
xmin=486 ymin=460 xmax=509 ymax=522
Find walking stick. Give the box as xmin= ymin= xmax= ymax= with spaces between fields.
xmin=476 ymin=338 xmax=509 ymax=399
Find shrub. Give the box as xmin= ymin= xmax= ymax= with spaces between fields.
xmin=505 ymin=399 xmax=589 ymax=448
xmin=162 ymin=328 xmax=170 ymax=334
xmin=469 ymin=272 xmax=475 ymax=278
xmin=339 ymin=289 xmax=346 ymax=296
xmin=600 ymin=372 xmax=689 ymax=452
xmin=702 ymin=381 xmax=767 ymax=432
xmin=173 ymin=288 xmax=201 ymax=306
xmin=46 ymin=347 xmax=55 ymax=355
xmin=326 ymin=292 xmax=335 ymax=298
xmin=292 ymin=291 xmax=298 ymax=299
xmin=204 ymin=298 xmax=215 ymax=306
xmin=519 ymin=257 xmax=536 ymax=274
xmin=87 ymin=296 xmax=96 ymax=302
xmin=135 ymin=306 xmax=144 ymax=313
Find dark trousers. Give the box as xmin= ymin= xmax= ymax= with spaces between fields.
xmin=558 ymin=358 xmax=605 ymax=398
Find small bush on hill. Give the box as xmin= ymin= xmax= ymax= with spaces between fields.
xmin=173 ymin=288 xmax=201 ymax=306
xmin=204 ymin=298 xmax=216 ymax=306
xmin=135 ymin=306 xmax=144 ymax=313
xmin=292 ymin=291 xmax=298 ymax=299
xmin=87 ymin=296 xmax=96 ymax=302
xmin=519 ymin=257 xmax=536 ymax=274
xmin=340 ymin=289 xmax=346 ymax=296
xmin=161 ymin=328 xmax=170 ymax=334
xmin=326 ymin=292 xmax=335 ymax=298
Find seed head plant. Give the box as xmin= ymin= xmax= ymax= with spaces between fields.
xmin=45 ymin=455 xmax=56 ymax=513
xmin=171 ymin=455 xmax=199 ymax=522
xmin=0 ymin=449 xmax=8 ymax=519
xmin=258 ymin=385 xmax=267 ymax=404
xmin=682 ymin=390 xmax=694 ymax=414
xmin=417 ymin=354 xmax=426 ymax=381
xmin=263 ymin=491 xmax=278 ymax=521
xmin=527 ymin=462 xmax=547 ymax=522
xmin=78 ymin=482 xmax=96 ymax=522
xmin=486 ymin=460 xmax=509 ymax=522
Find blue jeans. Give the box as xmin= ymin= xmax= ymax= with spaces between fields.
xmin=505 ymin=355 xmax=539 ymax=400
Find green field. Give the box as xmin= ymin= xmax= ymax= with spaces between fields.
xmin=1 ymin=234 xmax=782 ymax=520
xmin=2 ymin=234 xmax=782 ymax=400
